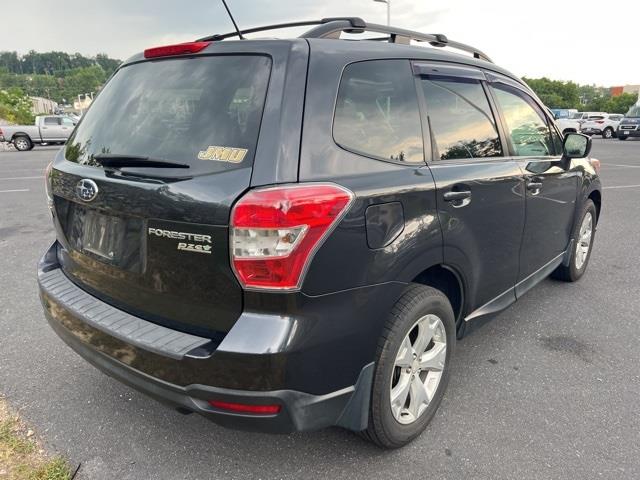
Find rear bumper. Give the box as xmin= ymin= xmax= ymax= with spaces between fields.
xmin=38 ymin=242 xmax=399 ymax=433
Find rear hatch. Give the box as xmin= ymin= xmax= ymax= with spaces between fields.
xmin=50 ymin=50 xmax=273 ymax=338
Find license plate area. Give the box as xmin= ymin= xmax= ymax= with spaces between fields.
xmin=58 ymin=199 xmax=144 ymax=273
xmin=81 ymin=210 xmax=125 ymax=261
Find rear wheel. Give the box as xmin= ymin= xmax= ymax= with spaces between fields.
xmin=362 ymin=284 xmax=455 ymax=449
xmin=552 ymin=199 xmax=596 ymax=282
xmin=602 ymin=127 xmax=614 ymax=139
xmin=13 ymin=136 xmax=32 ymax=151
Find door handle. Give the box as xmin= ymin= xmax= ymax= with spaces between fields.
xmin=443 ymin=190 xmax=472 ymax=208
xmin=443 ymin=191 xmax=471 ymax=201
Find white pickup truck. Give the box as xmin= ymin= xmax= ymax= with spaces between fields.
xmin=0 ymin=115 xmax=77 ymax=151
xmin=553 ymin=117 xmax=581 ymax=136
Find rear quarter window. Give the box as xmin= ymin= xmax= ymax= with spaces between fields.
xmin=333 ymin=60 xmax=424 ymax=163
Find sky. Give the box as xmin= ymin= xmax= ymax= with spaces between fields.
xmin=1 ymin=0 xmax=638 ymax=87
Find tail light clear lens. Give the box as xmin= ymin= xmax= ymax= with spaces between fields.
xmin=230 ymin=184 xmax=354 ymax=290
xmin=44 ymin=162 xmax=54 ymax=213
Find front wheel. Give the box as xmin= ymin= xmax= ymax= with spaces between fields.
xmin=618 ymin=135 xmax=627 ymax=141
xmin=552 ymin=199 xmax=596 ymax=282
xmin=362 ymin=284 xmax=455 ymax=448
xmin=13 ymin=136 xmax=33 ymax=151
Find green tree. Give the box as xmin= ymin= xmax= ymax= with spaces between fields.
xmin=523 ymin=77 xmax=580 ymax=109
xmin=0 ymin=87 xmax=34 ymax=124
xmin=605 ymin=93 xmax=639 ymax=114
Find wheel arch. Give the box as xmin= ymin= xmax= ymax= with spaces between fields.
xmin=411 ymin=264 xmax=465 ymax=328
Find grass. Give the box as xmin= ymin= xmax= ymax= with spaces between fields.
xmin=0 ymin=398 xmax=72 ymax=480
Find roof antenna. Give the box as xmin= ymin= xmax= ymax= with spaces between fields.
xmin=220 ymin=0 xmax=244 ymax=39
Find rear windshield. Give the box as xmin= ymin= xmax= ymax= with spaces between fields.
xmin=65 ymin=55 xmax=272 ymax=174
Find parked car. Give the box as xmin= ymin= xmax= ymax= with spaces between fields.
xmin=550 ymin=108 xmax=577 ymax=120
xmin=581 ymin=113 xmax=624 ymax=139
xmin=617 ymin=105 xmax=640 ymax=140
xmin=569 ymin=111 xmax=608 ymax=126
xmin=37 ymin=18 xmax=602 ymax=448
xmin=554 ymin=117 xmax=582 ymax=135
xmin=0 ymin=115 xmax=76 ymax=151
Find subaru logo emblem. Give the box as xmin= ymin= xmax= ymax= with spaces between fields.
xmin=76 ymin=179 xmax=99 ymax=202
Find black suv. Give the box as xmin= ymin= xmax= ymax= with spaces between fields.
xmin=617 ymin=104 xmax=640 ymax=140
xmin=38 ymin=18 xmax=602 ymax=448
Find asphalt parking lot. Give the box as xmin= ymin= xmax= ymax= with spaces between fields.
xmin=1 ymin=140 xmax=639 ymax=480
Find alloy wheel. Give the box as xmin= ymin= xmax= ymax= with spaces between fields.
xmin=15 ymin=138 xmax=29 ymax=151
xmin=575 ymin=212 xmax=593 ymax=270
xmin=390 ymin=314 xmax=446 ymax=425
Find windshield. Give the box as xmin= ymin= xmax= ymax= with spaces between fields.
xmin=65 ymin=55 xmax=272 ymax=175
xmin=625 ymin=105 xmax=640 ymax=118
xmin=570 ymin=112 xmax=584 ymax=119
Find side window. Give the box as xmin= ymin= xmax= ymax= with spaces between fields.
xmin=492 ymin=85 xmax=553 ymax=156
xmin=44 ymin=117 xmax=60 ymax=126
xmin=420 ymin=78 xmax=502 ymax=160
xmin=61 ymin=117 xmax=74 ymax=126
xmin=551 ymin=126 xmax=564 ymax=155
xmin=333 ymin=60 xmax=424 ymax=163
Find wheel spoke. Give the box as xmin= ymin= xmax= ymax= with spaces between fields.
xmin=395 ymin=336 xmax=414 ymax=368
xmin=390 ymin=374 xmax=411 ymax=417
xmin=413 ymin=316 xmax=436 ymax=356
xmin=408 ymin=375 xmax=429 ymax=419
xmin=420 ymin=342 xmax=446 ymax=372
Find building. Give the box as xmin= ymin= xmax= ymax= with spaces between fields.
xmin=30 ymin=96 xmax=58 ymax=115
xmin=611 ymin=84 xmax=640 ymax=97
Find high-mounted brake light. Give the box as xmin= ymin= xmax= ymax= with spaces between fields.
xmin=230 ymin=184 xmax=354 ymax=291
xmin=208 ymin=400 xmax=281 ymax=415
xmin=143 ymin=41 xmax=211 ymax=59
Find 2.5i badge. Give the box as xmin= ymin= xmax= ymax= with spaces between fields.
xmin=197 ymin=145 xmax=248 ymax=163
xmin=148 ymin=227 xmax=212 ymax=255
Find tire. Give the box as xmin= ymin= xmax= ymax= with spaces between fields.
xmin=618 ymin=136 xmax=627 ymax=141
xmin=552 ymin=199 xmax=596 ymax=282
xmin=362 ymin=284 xmax=456 ymax=448
xmin=13 ymin=136 xmax=32 ymax=151
xmin=602 ymin=127 xmax=614 ymax=139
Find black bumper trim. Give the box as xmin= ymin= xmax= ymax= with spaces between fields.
xmin=46 ymin=310 xmax=373 ymax=433
xmin=38 ymin=242 xmax=375 ymax=433
xmin=38 ymin=267 xmax=210 ymax=360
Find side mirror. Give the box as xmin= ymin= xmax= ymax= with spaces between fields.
xmin=563 ymin=132 xmax=591 ymax=159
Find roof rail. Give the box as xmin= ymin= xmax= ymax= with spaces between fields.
xmin=301 ymin=21 xmax=492 ymax=63
xmin=197 ymin=17 xmax=366 ymax=42
xmin=197 ymin=18 xmax=492 ymax=63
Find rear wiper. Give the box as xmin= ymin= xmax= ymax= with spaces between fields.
xmin=93 ymin=154 xmax=190 ymax=169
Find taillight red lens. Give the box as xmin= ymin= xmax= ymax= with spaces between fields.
xmin=595 ymin=120 xmax=605 ymax=124
xmin=208 ymin=400 xmax=281 ymax=415
xmin=144 ymin=41 xmax=211 ymax=59
xmin=230 ymin=184 xmax=354 ymax=290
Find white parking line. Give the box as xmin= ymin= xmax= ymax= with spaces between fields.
xmin=603 ymin=184 xmax=640 ymax=190
xmin=603 ymin=164 xmax=640 ymax=168
xmin=0 ymin=189 xmax=29 ymax=193
xmin=0 ymin=176 xmax=43 ymax=181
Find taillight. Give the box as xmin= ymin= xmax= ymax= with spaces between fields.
xmin=44 ymin=162 xmax=54 ymax=213
xmin=144 ymin=41 xmax=211 ymax=59
xmin=595 ymin=120 xmax=605 ymax=124
xmin=230 ymin=184 xmax=354 ymax=291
